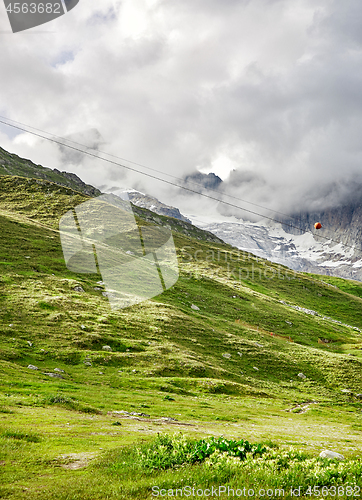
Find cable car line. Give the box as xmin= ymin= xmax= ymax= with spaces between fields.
xmin=0 ymin=117 xmax=358 ymax=257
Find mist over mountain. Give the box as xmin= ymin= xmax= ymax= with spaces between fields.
xmin=115 ymin=189 xmax=192 ymax=223
xmin=2 ymin=143 xmax=362 ymax=282
xmin=193 ymin=192 xmax=362 ymax=282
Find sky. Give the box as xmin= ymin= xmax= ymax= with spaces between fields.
xmin=1 ymin=0 xmax=362 ymax=220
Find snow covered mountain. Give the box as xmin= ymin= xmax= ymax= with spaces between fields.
xmin=189 ymin=214 xmax=362 ymax=282
xmin=111 ymin=189 xmax=191 ymax=224
xmin=111 ymin=187 xmax=362 ymax=281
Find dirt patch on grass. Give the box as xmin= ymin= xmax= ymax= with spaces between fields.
xmin=60 ymin=452 xmax=97 ymax=470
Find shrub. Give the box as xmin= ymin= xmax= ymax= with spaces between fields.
xmin=136 ymin=434 xmax=267 ymax=470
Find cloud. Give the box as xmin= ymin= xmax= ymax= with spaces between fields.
xmin=1 ymin=0 xmax=362 ymax=219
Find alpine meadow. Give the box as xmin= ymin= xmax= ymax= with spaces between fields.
xmin=1 ymin=150 xmax=362 ymax=499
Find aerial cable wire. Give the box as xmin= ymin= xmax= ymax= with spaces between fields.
xmin=0 ymin=117 xmax=357 ymax=254
xmin=0 ymin=115 xmax=298 ymax=221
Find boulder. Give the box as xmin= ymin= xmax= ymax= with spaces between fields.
xmin=102 ymin=345 xmax=112 ymax=352
xmin=319 ymin=450 xmax=345 ymax=460
xmin=298 ymin=373 xmax=307 ymax=379
xmin=27 ymin=364 xmax=38 ymax=370
xmin=43 ymin=372 xmax=64 ymax=379
xmin=191 ymin=304 xmax=200 ymax=310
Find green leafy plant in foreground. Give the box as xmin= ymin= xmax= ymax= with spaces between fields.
xmin=136 ymin=433 xmax=267 ymax=470
xmin=105 ymin=435 xmax=362 ymax=498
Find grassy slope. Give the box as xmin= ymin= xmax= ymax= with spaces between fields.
xmin=0 ymin=147 xmax=101 ymax=196
xmin=1 ymin=175 xmax=362 ymax=498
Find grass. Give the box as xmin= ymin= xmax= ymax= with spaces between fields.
xmin=1 ymin=173 xmax=362 ymax=497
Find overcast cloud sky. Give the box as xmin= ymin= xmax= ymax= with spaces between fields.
xmin=1 ymin=0 xmax=362 ymax=219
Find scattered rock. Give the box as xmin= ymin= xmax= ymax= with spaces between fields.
xmin=84 ymin=362 xmax=92 ymax=367
xmin=54 ymin=368 xmax=65 ymax=373
xmin=341 ymin=389 xmax=351 ymax=393
xmin=43 ymin=372 xmax=64 ymax=379
xmin=97 ymin=281 xmax=105 ymax=285
xmin=113 ymin=411 xmax=151 ymax=418
xmin=253 ymin=366 xmax=259 ymax=371
xmin=298 ymin=373 xmax=307 ymax=379
xmin=285 ymin=320 xmax=293 ymax=326
xmin=222 ymin=353 xmax=231 ymax=359
xmin=254 ymin=342 xmax=263 ymax=347
xmin=27 ymin=364 xmax=38 ymax=370
xmin=80 ymin=325 xmax=86 ymax=330
xmin=99 ymin=372 xmax=104 ymax=375
xmin=319 ymin=450 xmax=345 ymax=460
xmin=356 ymin=394 xmax=362 ymax=399
xmin=73 ymin=286 xmax=84 ymax=292
xmin=237 ymin=352 xmax=243 ymax=357
xmin=26 ymin=341 xmax=33 ymax=347
xmin=8 ymin=324 xmax=14 ymax=328
xmin=191 ymin=304 xmax=200 ymax=311
xmin=102 ymin=292 xmax=108 ymax=297
xmin=102 ymin=345 xmax=112 ymax=352
xmin=94 ymin=287 xmax=102 ymax=291
xmin=132 ymin=369 xmax=137 ymax=373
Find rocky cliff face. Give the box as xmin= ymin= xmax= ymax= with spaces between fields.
xmin=192 ymin=199 xmax=362 ymax=282
xmin=281 ymin=203 xmax=362 ymax=252
xmin=183 ymin=172 xmax=223 ymax=191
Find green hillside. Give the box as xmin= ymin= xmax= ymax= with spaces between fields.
xmin=0 ymin=147 xmax=101 ymax=197
xmin=1 ymin=174 xmax=362 ymax=498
